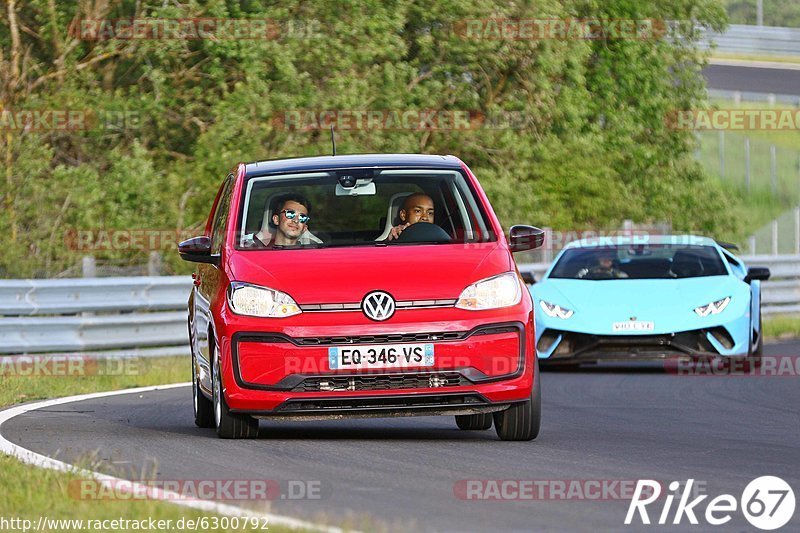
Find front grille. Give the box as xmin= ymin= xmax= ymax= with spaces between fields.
xmin=295 ymin=326 xmax=518 ymax=346
xmin=295 ymin=331 xmax=466 ymax=346
xmin=544 ymin=328 xmax=719 ymax=358
xmin=292 ymin=372 xmax=469 ymax=392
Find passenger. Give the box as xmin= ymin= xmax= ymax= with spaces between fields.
xmin=253 ymin=193 xmax=311 ymax=247
xmin=387 ymin=193 xmax=435 ymax=241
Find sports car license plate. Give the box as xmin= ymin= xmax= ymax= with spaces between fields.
xmin=328 ymin=343 xmax=434 ymax=370
xmin=612 ymin=321 xmax=654 ymax=332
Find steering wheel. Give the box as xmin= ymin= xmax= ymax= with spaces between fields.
xmin=396 ymin=222 xmax=452 ymax=243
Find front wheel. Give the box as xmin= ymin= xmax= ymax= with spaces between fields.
xmin=494 ymin=359 xmax=541 ymax=441
xmin=193 ymin=353 xmax=214 ymax=428
xmin=212 ymin=349 xmax=258 ymax=439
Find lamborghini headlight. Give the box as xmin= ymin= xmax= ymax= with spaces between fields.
xmin=539 ymin=300 xmax=574 ymax=319
xmin=694 ymin=296 xmax=730 ymax=317
xmin=455 ymin=272 xmax=522 ymax=310
xmin=227 ymin=282 xmax=301 ymax=318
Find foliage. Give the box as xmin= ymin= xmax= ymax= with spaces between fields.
xmin=0 ymin=0 xmax=736 ymax=277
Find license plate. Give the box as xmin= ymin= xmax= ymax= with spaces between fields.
xmin=328 ymin=343 xmax=434 ymax=370
xmin=612 ymin=321 xmax=654 ymax=332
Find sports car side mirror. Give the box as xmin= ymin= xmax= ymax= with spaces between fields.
xmin=744 ymin=266 xmax=771 ymax=283
xmin=178 ymin=236 xmax=219 ymax=265
xmin=509 ymin=225 xmax=545 ymax=252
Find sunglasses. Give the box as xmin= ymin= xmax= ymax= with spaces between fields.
xmin=281 ymin=209 xmax=310 ymax=224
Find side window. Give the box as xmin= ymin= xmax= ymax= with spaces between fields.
xmin=210 ymin=176 xmax=234 ymax=255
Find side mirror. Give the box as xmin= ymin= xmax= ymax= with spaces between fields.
xmin=508 ymin=225 xmax=545 ymax=253
xmin=178 ymin=236 xmax=219 ymax=265
xmin=744 ymin=266 xmax=771 ymax=283
xmin=520 ymin=271 xmax=536 ymax=285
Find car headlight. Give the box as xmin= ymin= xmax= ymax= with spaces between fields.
xmin=227 ymin=282 xmax=301 ymax=318
xmin=694 ymin=296 xmax=730 ymax=317
xmin=539 ymin=300 xmax=574 ymax=319
xmin=455 ymin=272 xmax=522 ymax=310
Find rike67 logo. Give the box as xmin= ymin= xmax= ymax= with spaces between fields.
xmin=626 ymin=477 xmax=795 ymax=530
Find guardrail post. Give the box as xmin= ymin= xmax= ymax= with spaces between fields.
xmin=749 ymin=236 xmax=756 ymax=255
xmin=148 ymin=252 xmax=162 ymax=276
xmin=770 ymin=144 xmax=777 ymax=195
xmin=757 ymin=0 xmax=763 ymax=26
xmin=744 ymin=137 xmax=751 ymax=192
xmin=772 ymin=220 xmax=779 ymax=256
xmin=795 ymin=206 xmax=800 ymax=255
xmin=82 ymin=256 xmax=96 ymax=278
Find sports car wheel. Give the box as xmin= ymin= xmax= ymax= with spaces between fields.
xmin=455 ymin=413 xmax=492 ymax=430
xmin=212 ymin=346 xmax=258 ymax=439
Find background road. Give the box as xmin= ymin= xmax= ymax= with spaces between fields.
xmin=703 ymin=63 xmax=800 ymax=95
xmin=3 ymin=342 xmax=799 ymax=532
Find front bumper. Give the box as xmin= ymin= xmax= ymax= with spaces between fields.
xmin=536 ymin=325 xmax=747 ymax=362
xmin=217 ymin=312 xmax=536 ymax=415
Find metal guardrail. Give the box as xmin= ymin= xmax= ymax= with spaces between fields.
xmin=0 ymin=277 xmax=192 ymax=316
xmin=700 ymin=24 xmax=800 ymax=57
xmin=0 ymin=257 xmax=798 ymax=354
xmin=0 ymin=277 xmax=192 ymax=354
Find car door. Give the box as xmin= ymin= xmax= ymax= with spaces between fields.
xmin=194 ymin=174 xmax=234 ymax=391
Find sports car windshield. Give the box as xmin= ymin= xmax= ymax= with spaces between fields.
xmin=235 ymin=168 xmax=496 ymax=249
xmin=548 ymin=244 xmax=728 ymax=280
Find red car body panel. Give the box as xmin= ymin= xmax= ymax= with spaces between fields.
xmin=189 ymin=156 xmax=537 ymax=420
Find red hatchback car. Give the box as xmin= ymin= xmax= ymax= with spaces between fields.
xmin=180 ymin=154 xmax=544 ymax=440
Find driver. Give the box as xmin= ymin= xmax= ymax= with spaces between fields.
xmin=576 ymin=250 xmax=628 ymax=279
xmin=388 ymin=193 xmax=435 ymax=241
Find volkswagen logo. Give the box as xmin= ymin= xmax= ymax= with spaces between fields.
xmin=362 ymin=291 xmax=396 ymax=321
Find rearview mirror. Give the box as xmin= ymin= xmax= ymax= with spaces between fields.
xmin=178 ymin=236 xmax=219 ymax=265
xmin=744 ymin=266 xmax=771 ymax=283
xmin=508 ymin=225 xmax=545 ymax=253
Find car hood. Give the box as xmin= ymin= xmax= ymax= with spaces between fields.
xmin=531 ymin=276 xmax=750 ymax=335
xmin=228 ymin=242 xmax=512 ymax=303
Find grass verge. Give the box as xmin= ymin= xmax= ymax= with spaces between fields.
xmin=763 ymin=315 xmax=800 ymax=340
xmin=0 ymin=355 xmax=296 ymax=533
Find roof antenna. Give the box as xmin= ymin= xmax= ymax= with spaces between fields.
xmin=330 ymin=124 xmax=337 ymax=156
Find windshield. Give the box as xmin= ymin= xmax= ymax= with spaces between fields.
xmin=235 ymin=168 xmax=497 ymax=249
xmin=548 ymin=244 xmax=728 ymax=280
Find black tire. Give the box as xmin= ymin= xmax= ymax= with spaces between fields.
xmin=494 ymin=359 xmax=541 ymax=441
xmin=752 ymin=308 xmax=764 ymax=359
xmin=212 ymin=346 xmax=258 ymax=439
xmin=193 ymin=352 xmax=215 ymax=428
xmin=455 ymin=413 xmax=493 ymax=430
xmin=740 ymin=306 xmax=764 ymax=371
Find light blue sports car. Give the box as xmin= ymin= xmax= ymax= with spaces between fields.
xmin=530 ymin=235 xmax=771 ymax=365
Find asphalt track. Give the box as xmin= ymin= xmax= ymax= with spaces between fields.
xmin=703 ymin=64 xmax=800 ymax=96
xmin=3 ymin=342 xmax=799 ymax=532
